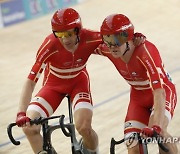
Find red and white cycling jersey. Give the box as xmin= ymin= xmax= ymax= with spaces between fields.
xmin=98 ymin=41 xmax=177 ymax=134
xmin=99 ymin=41 xmax=174 ymax=91
xmin=27 ymin=29 xmax=102 ymax=117
xmin=28 ymin=29 xmax=102 ymax=83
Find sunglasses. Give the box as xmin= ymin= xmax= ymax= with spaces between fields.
xmin=103 ymin=32 xmax=128 ymax=48
xmin=54 ymin=31 xmax=76 ymax=38
xmin=103 ymin=40 xmax=121 ymax=48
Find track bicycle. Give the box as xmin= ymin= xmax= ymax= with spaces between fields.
xmin=7 ymin=95 xmax=87 ymax=154
xmin=110 ymin=131 xmax=169 ymax=154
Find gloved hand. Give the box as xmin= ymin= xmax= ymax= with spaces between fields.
xmin=141 ymin=125 xmax=161 ymax=137
xmin=133 ymin=32 xmax=146 ymax=46
xmin=16 ymin=112 xmax=30 ymax=127
xmin=95 ymin=43 xmax=110 ymax=54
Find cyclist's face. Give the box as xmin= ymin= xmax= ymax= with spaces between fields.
xmin=55 ymin=29 xmax=78 ymax=51
xmin=103 ymin=34 xmax=127 ymax=58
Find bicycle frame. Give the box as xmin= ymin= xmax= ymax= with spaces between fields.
xmin=110 ymin=132 xmax=169 ymax=154
xmin=7 ymin=95 xmax=84 ymax=154
xmin=60 ymin=95 xmax=83 ymax=154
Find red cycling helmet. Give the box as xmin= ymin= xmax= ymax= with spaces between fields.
xmin=51 ymin=8 xmax=82 ymax=32
xmin=100 ymin=14 xmax=134 ymax=42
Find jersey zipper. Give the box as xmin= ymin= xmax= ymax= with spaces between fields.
xmin=126 ymin=64 xmax=133 ymax=80
xmin=68 ymin=53 xmax=75 ymax=78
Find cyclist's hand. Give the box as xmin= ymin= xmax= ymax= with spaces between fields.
xmin=141 ymin=125 xmax=161 ymax=137
xmin=95 ymin=43 xmax=109 ymax=54
xmin=16 ymin=112 xmax=30 ymax=127
xmin=133 ymin=32 xmax=146 ymax=46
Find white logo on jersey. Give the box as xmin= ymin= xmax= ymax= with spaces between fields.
xmin=76 ymin=58 xmax=82 ymax=63
xmin=145 ymin=60 xmax=155 ymax=74
xmin=152 ymin=80 xmax=159 ymax=84
xmin=125 ymin=122 xmax=132 ymax=129
xmin=30 ymin=71 xmax=36 ymax=75
xmin=132 ymin=72 xmax=138 ymax=76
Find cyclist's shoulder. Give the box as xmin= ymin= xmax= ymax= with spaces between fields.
xmin=136 ymin=40 xmax=158 ymax=51
xmin=36 ymin=33 xmax=60 ymax=61
xmin=135 ymin=40 xmax=159 ymax=57
xmin=44 ymin=33 xmax=59 ymax=45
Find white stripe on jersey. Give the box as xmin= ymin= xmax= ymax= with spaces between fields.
xmin=50 ymin=69 xmax=81 ymax=79
xmin=124 ymin=120 xmax=147 ymax=132
xmin=36 ymin=39 xmax=51 ymax=59
xmin=27 ymin=105 xmax=47 ymax=118
xmin=143 ymin=44 xmax=162 ymax=84
xmin=74 ymin=102 xmax=93 ymax=112
xmin=72 ymin=92 xmax=91 ymax=107
xmin=50 ymin=63 xmax=86 ymax=73
xmin=126 ymin=79 xmax=149 ymax=86
xmin=30 ymin=97 xmax=53 ymax=116
xmin=157 ymin=67 xmax=165 ymax=78
xmin=134 ymin=87 xmax=151 ymax=90
xmin=34 ymin=63 xmax=46 ymax=81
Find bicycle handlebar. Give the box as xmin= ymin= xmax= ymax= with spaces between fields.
xmin=7 ymin=123 xmax=20 ymax=145
xmin=153 ymin=131 xmax=169 ymax=152
xmin=7 ymin=115 xmax=64 ymax=146
xmin=30 ymin=115 xmax=63 ymax=125
xmin=110 ymin=132 xmax=169 ymax=154
xmin=59 ymin=115 xmax=72 ymax=137
xmin=110 ymin=137 xmax=124 ymax=154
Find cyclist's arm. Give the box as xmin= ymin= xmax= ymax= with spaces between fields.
xmin=137 ymin=42 xmax=166 ymax=128
xmin=17 ymin=79 xmax=36 ymax=112
xmin=94 ymin=43 xmax=110 ymax=56
xmin=17 ymin=36 xmax=53 ymax=113
xmin=152 ymin=88 xmax=166 ymax=127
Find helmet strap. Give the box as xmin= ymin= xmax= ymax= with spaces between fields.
xmin=74 ymin=27 xmax=80 ymax=45
xmin=52 ymin=31 xmax=57 ymax=38
xmin=123 ymin=42 xmax=130 ymax=56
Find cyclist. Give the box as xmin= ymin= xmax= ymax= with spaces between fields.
xmin=99 ymin=14 xmax=178 ymax=154
xmin=15 ymin=8 xmax=145 ymax=154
